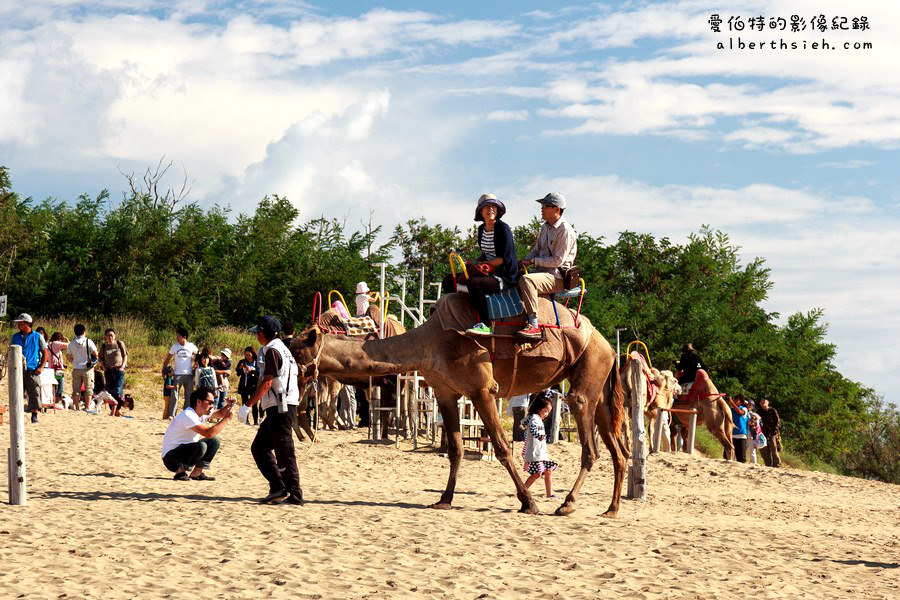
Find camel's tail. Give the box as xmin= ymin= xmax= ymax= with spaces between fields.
xmin=607 ymin=359 xmax=629 ymax=459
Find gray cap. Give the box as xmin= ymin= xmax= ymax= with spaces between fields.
xmin=12 ymin=313 xmax=33 ymax=324
xmin=536 ymin=192 xmax=566 ymax=209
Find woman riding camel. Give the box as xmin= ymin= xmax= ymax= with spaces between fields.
xmin=444 ymin=194 xmax=519 ymax=335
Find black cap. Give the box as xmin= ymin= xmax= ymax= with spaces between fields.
xmin=250 ymin=315 xmax=281 ymax=338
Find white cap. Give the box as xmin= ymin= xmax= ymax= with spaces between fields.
xmin=12 ymin=313 xmax=33 ymax=324
xmin=356 ymin=282 xmax=369 ymax=294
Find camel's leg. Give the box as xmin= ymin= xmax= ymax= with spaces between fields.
xmin=294 ymin=408 xmax=316 ymax=442
xmin=431 ymin=394 xmax=463 ymax=509
xmin=703 ymin=401 xmax=734 ymax=460
xmin=594 ymin=397 xmax=627 ymax=518
xmin=468 ymin=388 xmax=538 ymax=515
xmin=554 ymin=390 xmax=598 ymax=516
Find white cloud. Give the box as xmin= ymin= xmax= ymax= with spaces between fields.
xmin=486 ymin=110 xmax=528 ymax=122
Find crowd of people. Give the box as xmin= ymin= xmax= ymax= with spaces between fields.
xmin=10 ymin=314 xmax=133 ymax=422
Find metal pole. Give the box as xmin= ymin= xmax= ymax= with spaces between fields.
xmin=616 ymin=327 xmax=627 ymax=368
xmin=8 ymin=345 xmax=26 ymax=505
xmin=399 ymin=276 xmax=407 ymax=330
xmin=375 ymin=262 xmax=386 ymax=339
xmin=418 ymin=267 xmax=426 ymax=325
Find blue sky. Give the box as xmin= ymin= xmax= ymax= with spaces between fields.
xmin=2 ymin=0 xmax=898 ymax=403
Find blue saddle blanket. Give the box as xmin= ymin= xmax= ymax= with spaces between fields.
xmin=486 ymin=288 xmax=524 ymax=321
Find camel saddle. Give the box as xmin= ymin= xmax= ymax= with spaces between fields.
xmin=433 ymin=293 xmax=591 ymax=363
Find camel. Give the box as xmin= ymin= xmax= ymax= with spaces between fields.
xmin=670 ymin=370 xmax=735 ymax=459
xmin=619 ymin=353 xmax=678 ymax=454
xmin=302 ymin=305 xmax=407 ymax=439
xmin=291 ymin=293 xmax=626 ymax=517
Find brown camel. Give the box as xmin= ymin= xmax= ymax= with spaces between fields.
xmin=671 ymin=370 xmax=735 ymax=459
xmin=619 ymin=354 xmax=678 ymax=454
xmin=307 ymin=305 xmax=407 ymax=439
xmin=291 ymin=293 xmax=626 ymax=516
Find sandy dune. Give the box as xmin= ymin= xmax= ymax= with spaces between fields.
xmin=0 ymin=406 xmax=897 ymax=599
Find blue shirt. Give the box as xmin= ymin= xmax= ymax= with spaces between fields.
xmin=731 ymin=406 xmax=749 ymax=437
xmin=11 ymin=330 xmax=47 ymax=371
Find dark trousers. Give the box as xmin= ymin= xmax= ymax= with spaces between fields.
xmin=163 ymin=437 xmax=221 ymax=472
xmin=726 ymin=437 xmax=748 ymax=463
xmin=442 ymin=273 xmax=502 ymax=324
xmin=23 ymin=370 xmax=42 ymax=412
xmin=105 ymin=369 xmax=125 ymax=407
xmin=512 ymin=407 xmax=526 ymax=442
xmin=355 ymin=387 xmax=369 ymax=427
xmin=251 ymin=405 xmax=303 ymax=499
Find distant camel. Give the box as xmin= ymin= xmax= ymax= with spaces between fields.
xmin=619 ymin=353 xmax=678 ymax=454
xmin=671 ymin=370 xmax=735 ymax=459
xmin=292 ymin=293 xmax=626 ymax=517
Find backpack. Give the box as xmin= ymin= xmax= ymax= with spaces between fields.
xmin=198 ymin=368 xmax=216 ymax=390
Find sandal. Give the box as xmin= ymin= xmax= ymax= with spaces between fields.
xmin=173 ymin=472 xmax=190 ymax=481
xmin=190 ymin=473 xmax=216 ymax=481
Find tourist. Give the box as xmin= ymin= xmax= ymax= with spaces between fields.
xmin=239 ymin=315 xmax=304 ymax=505
xmin=746 ymin=399 xmax=763 ymax=465
xmin=452 ymin=194 xmax=519 ymax=336
xmin=162 ymin=366 xmax=175 ymax=419
xmin=194 ymin=351 xmax=217 ymax=391
xmin=47 ymin=332 xmax=69 ymax=403
xmin=516 ymin=192 xmax=577 ymax=338
xmin=66 ymin=323 xmax=98 ymax=411
xmin=726 ymin=394 xmax=749 ymax=463
xmin=758 ymin=398 xmax=782 ymax=468
xmin=11 ymin=314 xmax=49 ymax=423
xmin=508 ymin=393 xmax=530 ymax=442
xmin=355 ymin=282 xmax=373 ymax=317
xmin=161 ymin=387 xmax=232 ymax=481
xmin=99 ymin=328 xmax=128 ymax=416
xmin=675 ymin=343 xmax=705 ymax=387
xmin=162 ymin=327 xmax=198 ymax=412
xmin=213 ymin=348 xmax=233 ymax=410
xmin=522 ymin=394 xmax=559 ymax=498
xmin=236 ymin=346 xmax=260 ymax=424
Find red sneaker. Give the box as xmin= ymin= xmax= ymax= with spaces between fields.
xmin=517 ymin=324 xmax=542 ymax=338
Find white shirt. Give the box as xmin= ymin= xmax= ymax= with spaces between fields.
xmin=66 ymin=335 xmax=97 ymax=369
xmin=356 ymin=293 xmax=369 ymax=317
xmin=523 ymin=414 xmax=550 ymax=463
xmin=169 ymin=341 xmax=199 ymax=375
xmin=260 ymin=338 xmax=300 ymax=411
xmin=161 ymin=407 xmax=207 ymax=458
xmin=507 ymin=394 xmax=530 ymax=412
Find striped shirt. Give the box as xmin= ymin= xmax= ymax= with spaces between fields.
xmin=480 ymin=229 xmax=496 ymax=260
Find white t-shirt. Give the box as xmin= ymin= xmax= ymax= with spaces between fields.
xmin=161 ymin=407 xmax=207 ymax=458
xmin=169 ymin=341 xmax=199 ymax=375
xmin=66 ymin=336 xmax=97 ymax=369
xmin=356 ymin=293 xmax=369 ymax=317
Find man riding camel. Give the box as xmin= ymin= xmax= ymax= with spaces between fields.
xmin=674 ymin=343 xmax=705 ymax=399
xmin=517 ymin=192 xmax=577 ymax=339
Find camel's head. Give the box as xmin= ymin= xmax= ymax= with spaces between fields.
xmin=290 ymin=326 xmax=325 ymax=383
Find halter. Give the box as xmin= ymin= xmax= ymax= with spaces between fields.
xmin=298 ymin=335 xmax=326 ymax=383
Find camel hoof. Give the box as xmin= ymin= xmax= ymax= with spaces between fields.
xmin=429 ymin=502 xmax=453 ymax=510
xmin=518 ymin=503 xmax=540 ymax=515
xmin=601 ymin=509 xmax=618 ymax=519
xmin=555 ymin=502 xmax=576 ymax=516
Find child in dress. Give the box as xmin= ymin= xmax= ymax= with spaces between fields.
xmin=522 ymin=395 xmax=559 ymax=498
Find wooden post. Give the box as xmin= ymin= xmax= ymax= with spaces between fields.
xmin=652 ymin=408 xmax=665 ymax=454
xmin=686 ymin=412 xmax=697 ymax=456
xmin=8 ymin=345 xmax=26 ymax=505
xmin=626 ymin=362 xmax=646 ymax=500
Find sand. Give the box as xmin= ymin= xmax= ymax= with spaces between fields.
xmin=0 ymin=405 xmax=897 ymax=600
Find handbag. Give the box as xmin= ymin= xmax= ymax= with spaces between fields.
xmin=560 ymin=266 xmax=581 ymax=290
xmin=472 ymin=262 xmax=495 ymax=276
